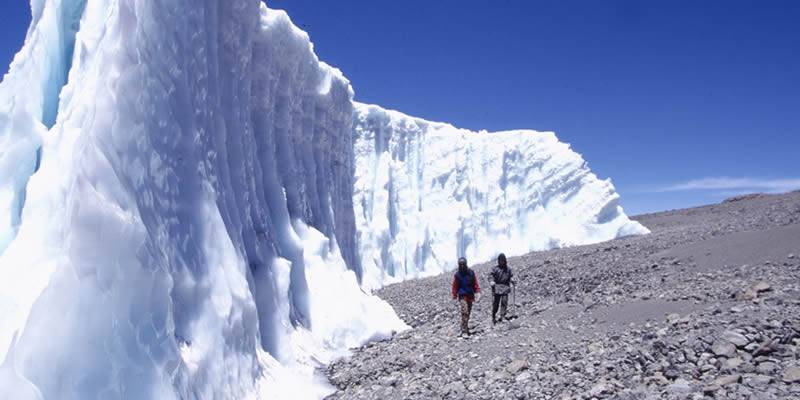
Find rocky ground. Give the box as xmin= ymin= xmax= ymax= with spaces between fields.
xmin=326 ymin=191 xmax=800 ymax=399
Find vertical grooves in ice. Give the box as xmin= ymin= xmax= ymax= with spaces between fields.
xmin=0 ymin=2 xmax=405 ymax=399
xmin=353 ymin=102 xmax=649 ymax=289
xmin=0 ymin=0 xmax=88 ymax=254
xmin=0 ymin=1 xmax=646 ymax=398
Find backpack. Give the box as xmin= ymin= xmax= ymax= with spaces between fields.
xmin=454 ymin=269 xmax=476 ymax=297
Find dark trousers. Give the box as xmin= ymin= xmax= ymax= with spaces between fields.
xmin=492 ymin=293 xmax=508 ymax=321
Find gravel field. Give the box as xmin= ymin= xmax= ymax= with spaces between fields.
xmin=326 ymin=191 xmax=800 ymax=399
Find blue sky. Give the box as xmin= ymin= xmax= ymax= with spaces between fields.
xmin=3 ymin=1 xmax=799 ymax=214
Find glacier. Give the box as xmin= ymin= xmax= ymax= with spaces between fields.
xmin=0 ymin=0 xmax=646 ymax=399
xmin=353 ymin=103 xmax=648 ymax=289
xmin=0 ymin=1 xmax=405 ymax=399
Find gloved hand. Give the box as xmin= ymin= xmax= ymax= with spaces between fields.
xmin=475 ymin=293 xmax=481 ymax=302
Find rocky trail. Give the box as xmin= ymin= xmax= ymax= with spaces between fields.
xmin=325 ymin=191 xmax=800 ymax=399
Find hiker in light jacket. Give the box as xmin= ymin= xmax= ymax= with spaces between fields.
xmin=489 ymin=253 xmax=514 ymax=324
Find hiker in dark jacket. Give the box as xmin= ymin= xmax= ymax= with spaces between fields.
xmin=489 ymin=253 xmax=514 ymax=324
xmin=451 ymin=257 xmax=481 ymax=337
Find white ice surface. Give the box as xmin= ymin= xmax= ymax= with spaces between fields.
xmin=0 ymin=2 xmax=404 ymax=399
xmin=0 ymin=0 xmax=87 ymax=253
xmin=353 ymin=103 xmax=648 ymax=289
xmin=0 ymin=0 xmax=646 ymax=398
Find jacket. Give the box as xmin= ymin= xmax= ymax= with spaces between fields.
xmin=489 ymin=265 xmax=513 ymax=295
xmin=452 ymin=268 xmax=481 ymax=300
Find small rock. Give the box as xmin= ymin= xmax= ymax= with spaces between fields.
xmin=665 ymin=368 xmax=680 ymax=380
xmin=783 ymin=367 xmax=800 ymax=383
xmin=645 ymin=373 xmax=669 ymax=385
xmin=722 ymin=330 xmax=749 ymax=347
xmin=737 ymin=288 xmax=758 ymax=301
xmin=756 ymin=361 xmax=778 ymax=374
xmin=751 ymin=282 xmax=771 ymax=293
xmin=587 ymin=342 xmax=604 ymax=354
xmin=378 ymin=376 xmax=399 ymax=387
xmin=752 ymin=339 xmax=776 ymax=356
xmin=789 ymin=253 xmax=796 ymax=259
xmin=442 ymin=381 xmax=464 ymax=396
xmin=666 ymin=313 xmax=682 ymax=325
xmin=703 ymin=374 xmax=741 ymax=393
xmin=587 ymin=382 xmax=613 ymax=397
xmin=743 ymin=374 xmax=773 ymax=387
xmin=515 ymin=372 xmax=532 ymax=383
xmin=711 ymin=340 xmax=737 ymax=357
xmin=700 ymin=363 xmax=717 ymax=372
xmin=667 ymin=378 xmax=693 ymax=394
xmin=722 ymin=357 xmax=743 ymax=370
xmin=506 ymin=360 xmax=528 ymax=374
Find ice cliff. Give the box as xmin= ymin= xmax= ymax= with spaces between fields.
xmin=0 ymin=0 xmax=646 ymax=399
xmin=0 ymin=1 xmax=403 ymax=399
xmin=353 ymin=104 xmax=647 ymax=289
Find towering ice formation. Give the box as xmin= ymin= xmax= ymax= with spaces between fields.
xmin=0 ymin=0 xmax=646 ymax=399
xmin=353 ymin=103 xmax=648 ymax=288
xmin=0 ymin=0 xmax=85 ymax=253
xmin=0 ymin=1 xmax=403 ymax=399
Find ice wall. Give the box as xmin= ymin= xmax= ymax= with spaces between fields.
xmin=0 ymin=1 xmax=403 ymax=399
xmin=0 ymin=0 xmax=87 ymax=253
xmin=0 ymin=0 xmax=649 ymax=398
xmin=353 ymin=103 xmax=648 ymax=288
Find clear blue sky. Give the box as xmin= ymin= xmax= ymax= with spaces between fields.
xmin=3 ymin=1 xmax=799 ymax=215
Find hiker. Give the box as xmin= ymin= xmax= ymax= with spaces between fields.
xmin=489 ymin=253 xmax=514 ymax=324
xmin=451 ymin=257 xmax=481 ymax=337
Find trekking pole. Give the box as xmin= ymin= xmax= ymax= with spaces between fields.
xmin=513 ymin=284 xmax=517 ymax=307
xmin=512 ymin=284 xmax=519 ymax=319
